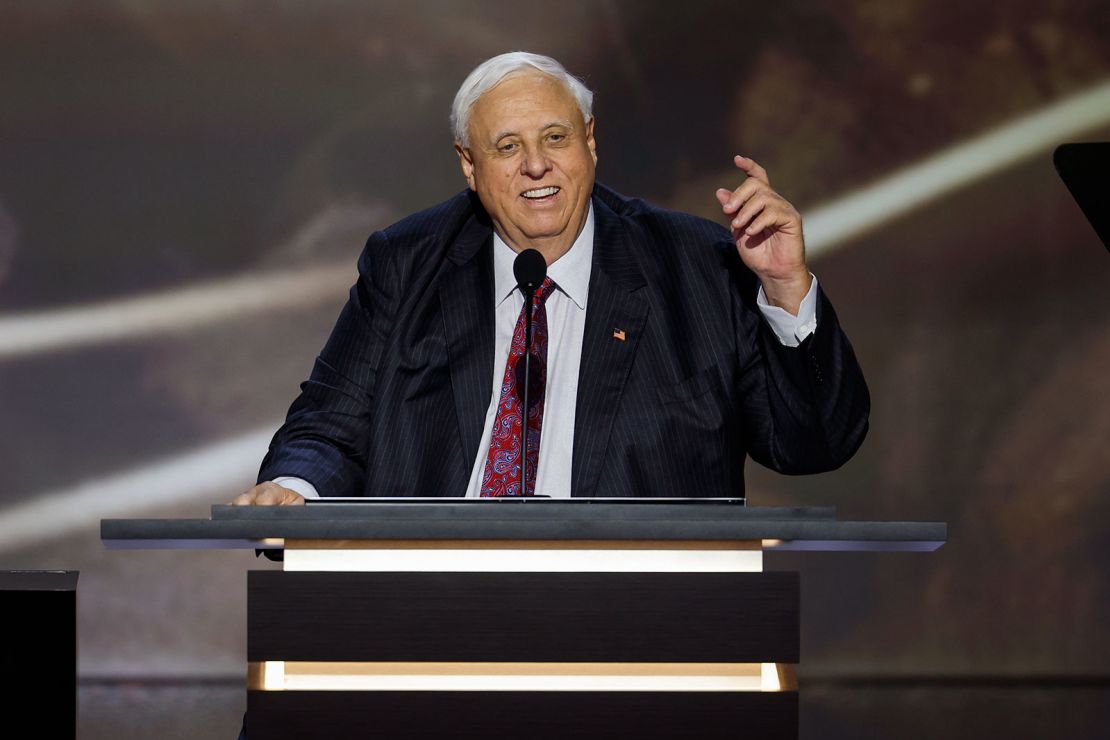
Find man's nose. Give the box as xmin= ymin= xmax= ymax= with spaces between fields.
xmin=520 ymin=146 xmax=551 ymax=178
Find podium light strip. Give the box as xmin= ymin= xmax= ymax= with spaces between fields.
xmin=248 ymin=661 xmax=796 ymax=693
xmin=282 ymin=545 xmax=763 ymax=573
xmin=285 ymin=539 xmax=764 ymax=550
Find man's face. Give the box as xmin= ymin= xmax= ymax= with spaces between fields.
xmin=456 ymin=71 xmax=597 ymax=263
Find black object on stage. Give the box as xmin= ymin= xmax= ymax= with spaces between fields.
xmin=1054 ymin=142 xmax=1110 ymax=253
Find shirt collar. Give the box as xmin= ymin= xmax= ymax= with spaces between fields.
xmin=492 ymin=204 xmax=594 ymax=310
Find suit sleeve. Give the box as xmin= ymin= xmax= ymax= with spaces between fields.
xmin=734 ymin=275 xmax=870 ymax=475
xmin=257 ymin=231 xmax=401 ymax=497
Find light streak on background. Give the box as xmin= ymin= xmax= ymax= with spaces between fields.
xmin=0 ymin=428 xmax=276 ymax=552
xmin=0 ymin=263 xmax=353 ymax=358
xmin=1 ymin=80 xmax=1108 ymax=361
xmin=804 ymin=79 xmax=1110 ymax=256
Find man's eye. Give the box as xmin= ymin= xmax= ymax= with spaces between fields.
xmin=548 ymin=134 xmax=565 ymax=143
xmin=499 ymin=142 xmax=517 ymax=153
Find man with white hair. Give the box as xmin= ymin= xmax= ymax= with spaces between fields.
xmin=234 ymin=51 xmax=868 ymax=504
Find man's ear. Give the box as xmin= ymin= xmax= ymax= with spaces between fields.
xmin=585 ymin=117 xmax=597 ymax=166
xmin=454 ymin=142 xmax=476 ymax=191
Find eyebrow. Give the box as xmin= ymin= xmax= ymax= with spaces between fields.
xmin=491 ymin=120 xmax=575 ymax=142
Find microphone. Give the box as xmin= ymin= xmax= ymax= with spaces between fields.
xmin=513 ymin=248 xmax=547 ymax=292
xmin=512 ymin=249 xmax=547 ymax=497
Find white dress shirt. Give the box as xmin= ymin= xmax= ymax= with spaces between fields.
xmin=462 ymin=206 xmax=596 ymax=498
xmin=277 ymin=207 xmax=819 ymax=499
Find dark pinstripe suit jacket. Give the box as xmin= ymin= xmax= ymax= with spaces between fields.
xmin=258 ymin=184 xmax=869 ymax=498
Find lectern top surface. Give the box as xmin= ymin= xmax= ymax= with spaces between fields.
xmin=210 ymin=501 xmax=835 ymax=523
xmin=102 ymin=499 xmax=947 ymax=552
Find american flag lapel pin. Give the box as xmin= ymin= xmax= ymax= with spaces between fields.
xmin=612 ymin=328 xmax=626 ymax=341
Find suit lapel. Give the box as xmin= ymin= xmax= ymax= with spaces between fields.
xmin=572 ymin=196 xmax=649 ymax=498
xmin=439 ymin=214 xmax=495 ymax=475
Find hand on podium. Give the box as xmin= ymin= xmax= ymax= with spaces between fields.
xmin=230 ymin=481 xmax=306 ymax=506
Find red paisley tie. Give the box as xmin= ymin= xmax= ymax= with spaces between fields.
xmin=480 ymin=277 xmax=557 ymax=497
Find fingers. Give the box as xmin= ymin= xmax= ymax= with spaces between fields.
xmin=718 ymin=177 xmax=763 ymax=215
xmin=733 ymin=192 xmax=799 ymax=236
xmin=731 ymin=193 xmax=771 ymax=235
xmin=745 ymin=209 xmax=783 ymax=238
xmin=733 ymin=154 xmax=769 ymax=185
xmin=229 ymin=481 xmax=306 ymax=506
xmin=718 ymin=155 xmax=771 ymax=213
xmin=718 ymin=155 xmax=802 ymax=246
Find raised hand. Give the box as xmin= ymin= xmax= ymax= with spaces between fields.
xmin=715 ymin=155 xmax=811 ymax=314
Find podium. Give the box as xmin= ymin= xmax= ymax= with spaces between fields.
xmin=102 ymin=500 xmax=945 ymax=739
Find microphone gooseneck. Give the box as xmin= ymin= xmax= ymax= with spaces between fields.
xmin=512 ymin=249 xmax=547 ymax=497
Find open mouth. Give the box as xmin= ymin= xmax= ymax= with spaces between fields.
xmin=521 ymin=186 xmax=561 ymax=200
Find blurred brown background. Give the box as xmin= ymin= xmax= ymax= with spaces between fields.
xmin=1 ymin=1 xmax=1107 ymax=736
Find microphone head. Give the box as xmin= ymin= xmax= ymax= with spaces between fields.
xmin=513 ymin=248 xmax=547 ymax=292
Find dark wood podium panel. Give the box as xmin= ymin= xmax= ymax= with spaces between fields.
xmin=247 ymin=689 xmax=798 ymax=739
xmin=249 ymin=571 xmax=799 ymax=663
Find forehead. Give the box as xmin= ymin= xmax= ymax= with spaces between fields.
xmin=469 ymin=71 xmax=583 ymax=137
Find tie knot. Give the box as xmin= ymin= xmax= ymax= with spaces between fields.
xmin=534 ymin=277 xmax=557 ymax=304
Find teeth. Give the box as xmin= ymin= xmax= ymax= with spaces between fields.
xmin=522 ymin=186 xmax=560 ymax=198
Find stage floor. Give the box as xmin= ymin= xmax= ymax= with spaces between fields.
xmin=77 ymin=680 xmax=1110 ymax=739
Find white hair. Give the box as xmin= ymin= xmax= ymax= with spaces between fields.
xmin=451 ymin=51 xmax=594 ymax=147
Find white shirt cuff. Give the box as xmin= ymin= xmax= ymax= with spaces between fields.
xmin=756 ymin=274 xmax=819 ymax=348
xmin=272 ymin=476 xmax=321 ymax=499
